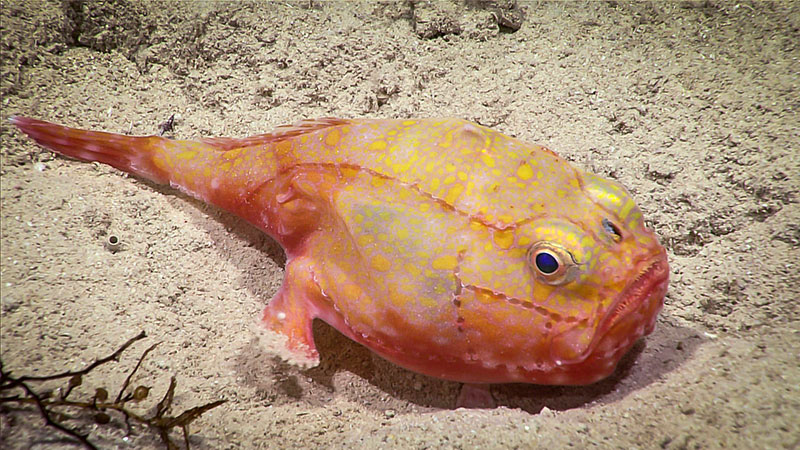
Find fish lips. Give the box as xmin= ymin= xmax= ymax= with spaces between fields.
xmin=549 ymin=252 xmax=670 ymax=367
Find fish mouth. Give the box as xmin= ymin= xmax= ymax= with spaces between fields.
xmin=550 ymin=252 xmax=669 ymax=366
xmin=601 ymin=253 xmax=670 ymax=335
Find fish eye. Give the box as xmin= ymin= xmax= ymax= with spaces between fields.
xmin=528 ymin=243 xmax=577 ymax=285
xmin=602 ymin=218 xmax=622 ymax=242
xmin=535 ymin=251 xmax=559 ymax=274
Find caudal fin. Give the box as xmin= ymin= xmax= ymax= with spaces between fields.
xmin=10 ymin=116 xmax=169 ymax=183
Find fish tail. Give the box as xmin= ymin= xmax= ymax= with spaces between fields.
xmin=10 ymin=116 xmax=170 ymax=184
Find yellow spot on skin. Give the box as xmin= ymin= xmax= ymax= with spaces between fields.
xmin=440 ymin=132 xmax=453 ymax=148
xmin=405 ymin=263 xmax=421 ymax=277
xmin=371 ymin=254 xmax=391 ymax=272
xmin=443 ymin=175 xmax=456 ymax=185
xmin=357 ymin=235 xmax=374 ymax=247
xmin=508 ymin=248 xmax=526 ymax=259
xmin=481 ymin=153 xmax=496 ymax=168
xmin=325 ymin=129 xmax=341 ymax=146
xmin=517 ymin=163 xmax=534 ymax=180
xmin=177 ymin=150 xmax=198 ymax=160
xmin=494 ymin=230 xmax=514 ymax=249
xmin=518 ymin=235 xmax=531 ymax=246
xmin=457 ymin=171 xmax=468 ymax=181
xmin=396 ymin=227 xmax=409 ymax=240
xmin=445 ymin=184 xmax=464 ymax=204
xmin=343 ymin=283 xmax=362 ymax=301
xmin=402 ymin=120 xmax=416 ymax=126
xmin=620 ymin=199 xmax=635 ymax=219
xmin=203 ymin=167 xmax=211 ymax=177
xmin=370 ymin=140 xmax=387 ymax=151
xmin=223 ymin=149 xmax=241 ymax=159
xmin=419 ymin=203 xmax=430 ymax=212
xmin=432 ymin=255 xmax=458 ymax=271
xmin=371 ymin=177 xmax=386 ymax=188
xmin=420 ymin=295 xmax=438 ymax=308
xmin=430 ymin=178 xmax=441 ymax=190
xmin=537 ymin=171 xmax=544 ymax=180
xmin=219 ymin=162 xmax=232 ymax=171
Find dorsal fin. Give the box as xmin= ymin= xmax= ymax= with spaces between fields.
xmin=200 ymin=117 xmax=352 ymax=151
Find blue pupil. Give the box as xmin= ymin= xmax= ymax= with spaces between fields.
xmin=535 ymin=252 xmax=559 ymax=274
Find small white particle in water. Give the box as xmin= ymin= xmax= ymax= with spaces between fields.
xmin=524 ymin=425 xmax=530 ymax=431
xmin=276 ymin=312 xmax=286 ymax=320
xmin=122 ymin=436 xmax=129 ymax=442
xmin=704 ymin=331 xmax=718 ymax=339
xmin=34 ymin=162 xmax=46 ymax=172
xmin=5 ymin=283 xmax=11 ymax=287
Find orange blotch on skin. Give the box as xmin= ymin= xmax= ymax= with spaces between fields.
xmin=276 ymin=140 xmax=293 ymax=156
xmin=325 ymin=129 xmax=341 ymax=146
xmin=153 ymin=156 xmax=169 ymax=171
xmin=371 ymin=254 xmax=392 ymax=272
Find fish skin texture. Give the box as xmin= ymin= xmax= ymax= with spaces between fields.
xmin=11 ymin=116 xmax=669 ymax=385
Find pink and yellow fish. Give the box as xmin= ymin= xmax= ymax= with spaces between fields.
xmin=12 ymin=116 xmax=668 ymax=386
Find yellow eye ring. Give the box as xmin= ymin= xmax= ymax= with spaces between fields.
xmin=527 ymin=242 xmax=578 ymax=285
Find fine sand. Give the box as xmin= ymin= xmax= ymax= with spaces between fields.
xmin=1 ymin=1 xmax=798 ymax=448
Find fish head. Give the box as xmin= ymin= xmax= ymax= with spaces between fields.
xmin=513 ymin=171 xmax=669 ymax=376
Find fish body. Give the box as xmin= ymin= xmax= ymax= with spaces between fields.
xmin=12 ymin=116 xmax=668 ymax=385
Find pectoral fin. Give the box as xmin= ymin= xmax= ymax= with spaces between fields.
xmin=257 ymin=257 xmax=323 ymax=368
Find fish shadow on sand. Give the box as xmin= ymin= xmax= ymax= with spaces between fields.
xmin=230 ymin=316 xmax=703 ymax=414
xmin=171 ymin=190 xmax=704 ymax=414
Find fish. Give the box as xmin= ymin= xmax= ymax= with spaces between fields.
xmin=11 ymin=116 xmax=669 ymax=387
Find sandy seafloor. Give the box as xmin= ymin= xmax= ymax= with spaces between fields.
xmin=0 ymin=1 xmax=798 ymax=448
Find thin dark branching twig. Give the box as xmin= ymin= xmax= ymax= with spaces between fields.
xmin=0 ymin=331 xmax=146 ymax=386
xmin=115 ymin=342 xmax=159 ymax=403
xmin=16 ymin=379 xmax=98 ymax=450
xmin=0 ymin=331 xmax=226 ymax=449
